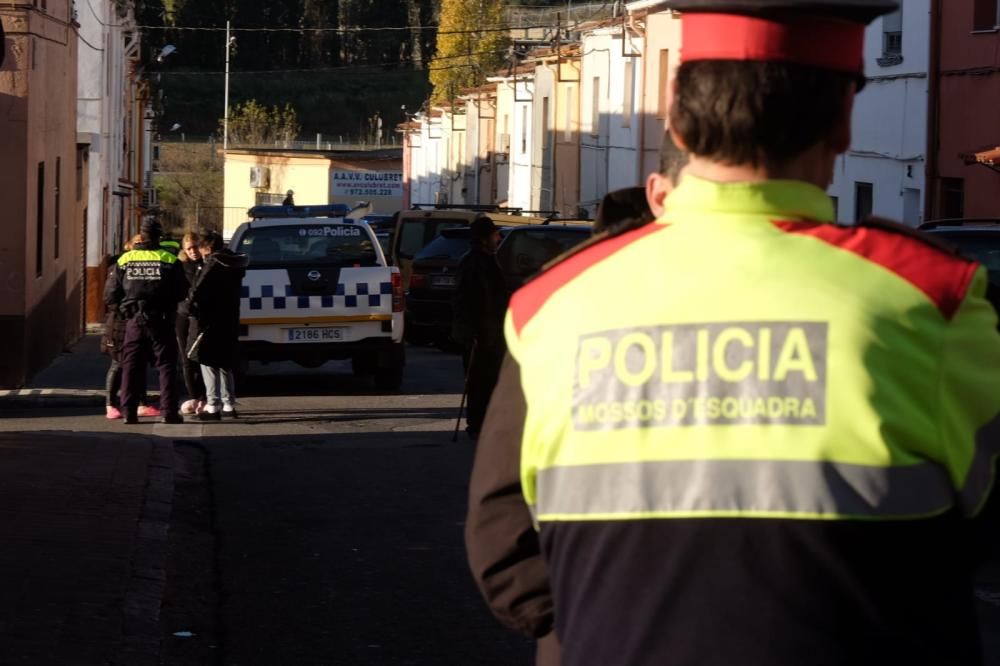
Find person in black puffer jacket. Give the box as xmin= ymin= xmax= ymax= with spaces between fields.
xmin=176 ymin=232 xmax=207 ymax=415
xmin=187 ymin=230 xmax=248 ymax=420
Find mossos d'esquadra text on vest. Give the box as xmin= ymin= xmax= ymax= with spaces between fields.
xmin=573 ymin=321 xmax=828 ymax=430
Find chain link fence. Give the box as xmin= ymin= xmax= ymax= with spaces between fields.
xmin=161 ymin=207 xmax=249 ymax=236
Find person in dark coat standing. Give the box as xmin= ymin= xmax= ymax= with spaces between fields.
xmin=453 ymin=216 xmax=510 ymax=438
xmin=177 ymin=232 xmax=207 ymax=415
xmin=188 ymin=230 xmax=248 ymax=420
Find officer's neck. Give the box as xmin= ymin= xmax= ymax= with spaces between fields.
xmin=684 ymin=145 xmax=836 ymax=190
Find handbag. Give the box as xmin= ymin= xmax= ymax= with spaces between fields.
xmin=186 ymin=329 xmax=207 ymax=362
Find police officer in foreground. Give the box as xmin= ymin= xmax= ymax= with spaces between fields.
xmin=465 ymin=1 xmax=1000 ymax=665
xmin=106 ymin=217 xmax=188 ymax=424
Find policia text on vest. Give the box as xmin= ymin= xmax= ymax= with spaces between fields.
xmin=574 ymin=321 xmax=827 ymax=430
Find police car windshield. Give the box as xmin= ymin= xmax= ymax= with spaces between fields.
xmin=239 ymin=225 xmax=378 ymax=268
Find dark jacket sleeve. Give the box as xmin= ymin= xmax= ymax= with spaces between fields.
xmin=169 ymin=261 xmax=189 ymax=305
xmin=454 ymin=255 xmax=480 ymax=344
xmin=104 ymin=263 xmax=124 ymax=306
xmin=465 ymin=353 xmax=555 ymax=640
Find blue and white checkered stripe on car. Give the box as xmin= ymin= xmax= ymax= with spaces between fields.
xmin=241 ymin=267 xmax=394 ymax=316
xmin=241 ymin=281 xmax=393 ymax=311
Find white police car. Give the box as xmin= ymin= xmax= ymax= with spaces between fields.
xmin=229 ymin=204 xmax=405 ymax=389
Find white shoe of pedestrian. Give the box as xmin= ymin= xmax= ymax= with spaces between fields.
xmin=198 ymin=404 xmax=221 ymax=421
xmin=222 ymin=402 xmax=238 ymax=418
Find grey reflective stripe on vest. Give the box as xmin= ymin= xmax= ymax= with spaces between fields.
xmin=535 ymin=458 xmax=956 ymax=520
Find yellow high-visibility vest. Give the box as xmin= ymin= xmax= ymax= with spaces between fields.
xmin=507 ymin=176 xmax=1000 ymax=524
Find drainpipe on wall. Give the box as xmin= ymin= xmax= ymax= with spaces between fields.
xmin=925 ymin=0 xmax=942 ymax=219
xmin=631 ymin=11 xmax=648 ymax=179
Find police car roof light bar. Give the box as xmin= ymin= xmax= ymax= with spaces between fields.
xmin=248 ymin=204 xmax=352 ymax=220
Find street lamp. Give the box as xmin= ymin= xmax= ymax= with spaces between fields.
xmin=223 ymin=22 xmax=236 ymax=151
xmin=156 ymin=44 xmax=176 ymax=63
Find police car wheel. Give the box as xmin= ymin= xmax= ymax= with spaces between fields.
xmin=374 ymin=366 xmax=403 ymax=391
xmin=352 ymin=354 xmax=378 ymax=377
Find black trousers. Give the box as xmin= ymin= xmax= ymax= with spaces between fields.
xmin=463 ymin=343 xmax=505 ymax=434
xmin=120 ymin=317 xmax=179 ymax=416
xmin=105 ymin=359 xmax=148 ymax=407
xmin=175 ymin=314 xmax=206 ymax=401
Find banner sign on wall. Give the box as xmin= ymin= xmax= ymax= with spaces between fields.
xmin=331 ymin=171 xmax=404 ymax=198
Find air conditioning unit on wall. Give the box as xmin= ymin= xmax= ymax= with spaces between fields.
xmin=249 ymin=166 xmax=270 ymax=189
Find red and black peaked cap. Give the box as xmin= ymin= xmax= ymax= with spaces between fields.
xmin=660 ymin=0 xmax=899 ymax=75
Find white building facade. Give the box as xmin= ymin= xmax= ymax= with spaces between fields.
xmin=501 ymin=73 xmax=535 ymax=210
xmin=828 ymin=1 xmax=930 ymax=226
xmin=579 ymin=24 xmax=644 ymax=216
xmin=77 ymin=0 xmax=146 ymax=321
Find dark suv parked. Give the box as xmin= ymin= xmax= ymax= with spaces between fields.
xmin=919 ymin=219 xmax=1000 ymax=311
xmin=405 ymin=223 xmax=593 ymax=346
xmin=496 ymin=224 xmax=593 ymax=290
xmin=405 ymin=228 xmax=476 ymax=346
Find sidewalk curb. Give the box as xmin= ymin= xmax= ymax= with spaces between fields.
xmin=0 ymin=390 xmax=163 ymax=410
xmin=115 ymin=437 xmax=176 ymax=666
xmin=0 ymin=389 xmax=106 ymax=409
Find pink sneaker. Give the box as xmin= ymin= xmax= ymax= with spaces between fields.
xmin=180 ymin=399 xmax=198 ymax=415
xmin=105 ymin=406 xmax=122 ymax=420
xmin=137 ymin=405 xmax=161 ymax=418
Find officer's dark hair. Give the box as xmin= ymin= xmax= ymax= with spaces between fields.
xmin=199 ymin=230 xmax=225 ymax=252
xmin=659 ymin=135 xmax=689 ymax=186
xmin=670 ymin=60 xmax=857 ymax=170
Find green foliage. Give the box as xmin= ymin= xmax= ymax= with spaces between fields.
xmin=162 ymin=67 xmax=430 ymax=137
xmin=221 ymin=100 xmax=301 ymax=145
xmin=429 ymin=0 xmax=509 ymax=103
xmin=154 ymin=142 xmax=224 ymax=233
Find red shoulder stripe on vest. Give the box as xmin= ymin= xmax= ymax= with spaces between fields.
xmin=509 ymin=223 xmax=667 ymax=336
xmin=773 ymin=220 xmax=979 ymax=320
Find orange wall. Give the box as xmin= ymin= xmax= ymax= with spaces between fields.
xmin=0 ymin=4 xmax=84 ymax=387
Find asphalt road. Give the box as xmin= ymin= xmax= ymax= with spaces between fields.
xmin=3 ymin=344 xmax=999 ymax=665
xmin=0 ymin=346 xmax=534 ymax=665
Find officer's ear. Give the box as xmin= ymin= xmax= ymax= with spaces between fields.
xmin=646 ymin=172 xmax=672 ymax=220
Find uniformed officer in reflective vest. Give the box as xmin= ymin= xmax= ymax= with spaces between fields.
xmin=106 ymin=217 xmax=188 ymax=424
xmin=465 ymin=2 xmax=1000 ymax=665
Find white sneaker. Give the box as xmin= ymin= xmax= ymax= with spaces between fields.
xmin=198 ymin=404 xmax=221 ymax=421
xmin=222 ymin=402 xmax=238 ymax=418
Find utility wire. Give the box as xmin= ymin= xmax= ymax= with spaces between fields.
xmin=84 ymin=0 xmax=128 ymax=28
xmin=154 ymin=42 xmax=603 ymax=77
xmin=78 ymin=30 xmax=105 ymax=52
xmin=158 ymin=57 xmax=509 ymax=76
xmin=138 ymin=22 xmax=555 ymax=35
